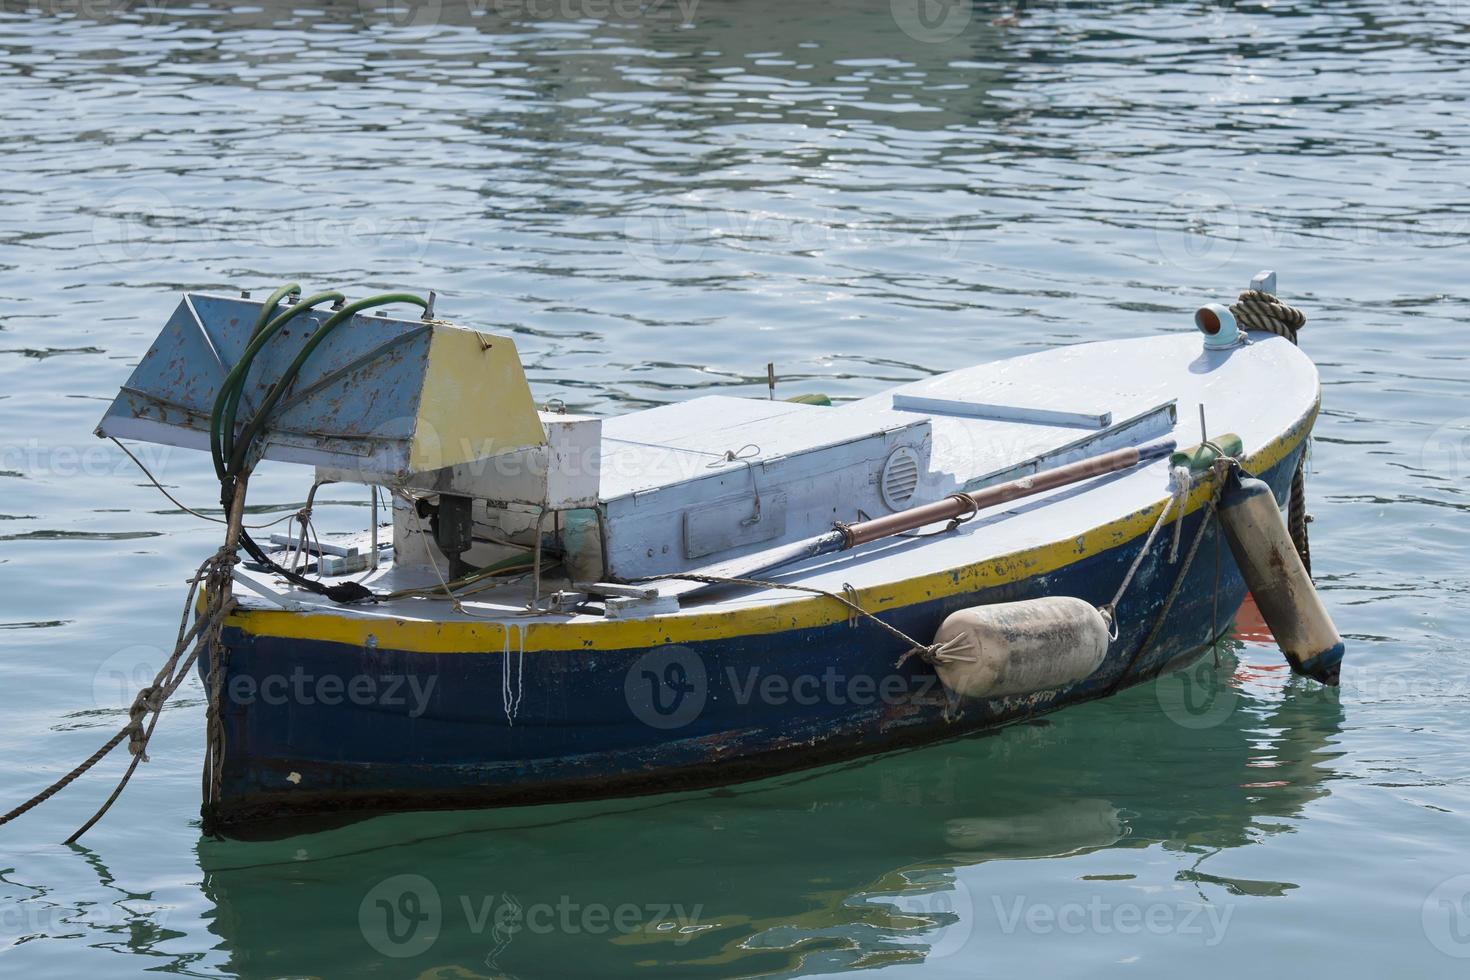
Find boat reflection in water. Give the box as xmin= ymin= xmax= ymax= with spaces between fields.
xmin=195 ymin=639 xmax=1345 ymax=977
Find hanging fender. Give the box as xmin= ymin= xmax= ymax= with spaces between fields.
xmin=1216 ymin=468 xmax=1344 ymax=685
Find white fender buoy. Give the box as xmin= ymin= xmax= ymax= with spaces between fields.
xmin=1217 ymin=473 xmax=1344 ymax=685
xmin=931 ymin=596 xmax=1111 ymax=700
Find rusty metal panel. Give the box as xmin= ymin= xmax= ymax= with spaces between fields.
xmin=96 ymin=292 xmax=544 ymax=480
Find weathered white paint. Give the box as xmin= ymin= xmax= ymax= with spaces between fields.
xmin=234 ymin=331 xmax=1321 ymax=627
xmin=891 ymin=393 xmax=1112 ymax=428
xmin=597 ymin=395 xmax=933 ymax=579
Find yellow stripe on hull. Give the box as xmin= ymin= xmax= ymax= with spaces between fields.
xmin=225 ymin=402 xmax=1316 ymax=655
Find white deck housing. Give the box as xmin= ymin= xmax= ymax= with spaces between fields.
xmin=235 ymin=329 xmax=1321 ymax=625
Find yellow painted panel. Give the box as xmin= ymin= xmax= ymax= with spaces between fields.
xmin=408 ymin=326 xmax=545 ymax=473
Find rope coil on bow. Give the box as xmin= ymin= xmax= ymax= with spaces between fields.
xmin=1229 ymin=289 xmax=1307 ymax=342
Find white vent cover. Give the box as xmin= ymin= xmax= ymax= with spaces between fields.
xmin=879 ymin=446 xmax=921 ymax=511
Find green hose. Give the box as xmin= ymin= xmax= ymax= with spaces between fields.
xmin=252 ymin=283 xmax=300 ymax=339
xmin=203 ymin=284 xmax=430 ymax=604
xmin=206 ymin=283 xmax=297 ymax=478
xmin=225 ymin=292 xmax=428 ymax=478
xmin=209 ymin=291 xmax=344 ymax=481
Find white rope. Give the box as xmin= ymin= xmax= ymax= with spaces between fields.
xmin=1166 ymin=465 xmax=1192 ymax=563
xmin=1099 ymin=468 xmax=1195 ymax=639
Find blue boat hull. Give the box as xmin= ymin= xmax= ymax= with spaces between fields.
xmin=205 ymin=444 xmax=1305 ymax=835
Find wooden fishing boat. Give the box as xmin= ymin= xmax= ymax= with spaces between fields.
xmin=93 ymin=271 xmax=1343 ymax=836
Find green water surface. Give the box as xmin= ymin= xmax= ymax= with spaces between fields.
xmin=1 ymin=1 xmax=1467 ymax=977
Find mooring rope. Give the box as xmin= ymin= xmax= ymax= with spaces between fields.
xmin=634 ymin=572 xmax=941 ymax=660
xmin=1105 ymin=472 xmax=1228 ymax=694
xmin=0 ymin=550 xmax=238 ymax=841
xmin=0 ymin=479 xmax=249 ymax=842
xmin=1097 ymin=465 xmax=1193 ymax=640
xmin=1229 ymin=289 xmax=1313 ymax=576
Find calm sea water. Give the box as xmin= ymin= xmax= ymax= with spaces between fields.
xmin=2 ymin=1 xmax=1468 ymax=976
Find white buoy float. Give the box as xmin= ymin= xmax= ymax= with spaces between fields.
xmin=930 ymin=596 xmax=1112 ymax=700
xmin=1217 ymin=471 xmax=1344 ymax=685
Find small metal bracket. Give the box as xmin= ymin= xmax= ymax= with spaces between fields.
xmin=574 ymin=581 xmax=660 ymax=600
xmin=545 ymin=590 xmax=588 ymax=613
xmin=1250 ymin=270 xmax=1277 ymax=295
xmin=231 ymin=569 xmax=310 ymax=611
xmin=604 ymin=593 xmax=681 ymax=619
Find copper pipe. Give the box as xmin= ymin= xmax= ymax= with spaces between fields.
xmin=843 ymin=443 xmax=1160 ymax=548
